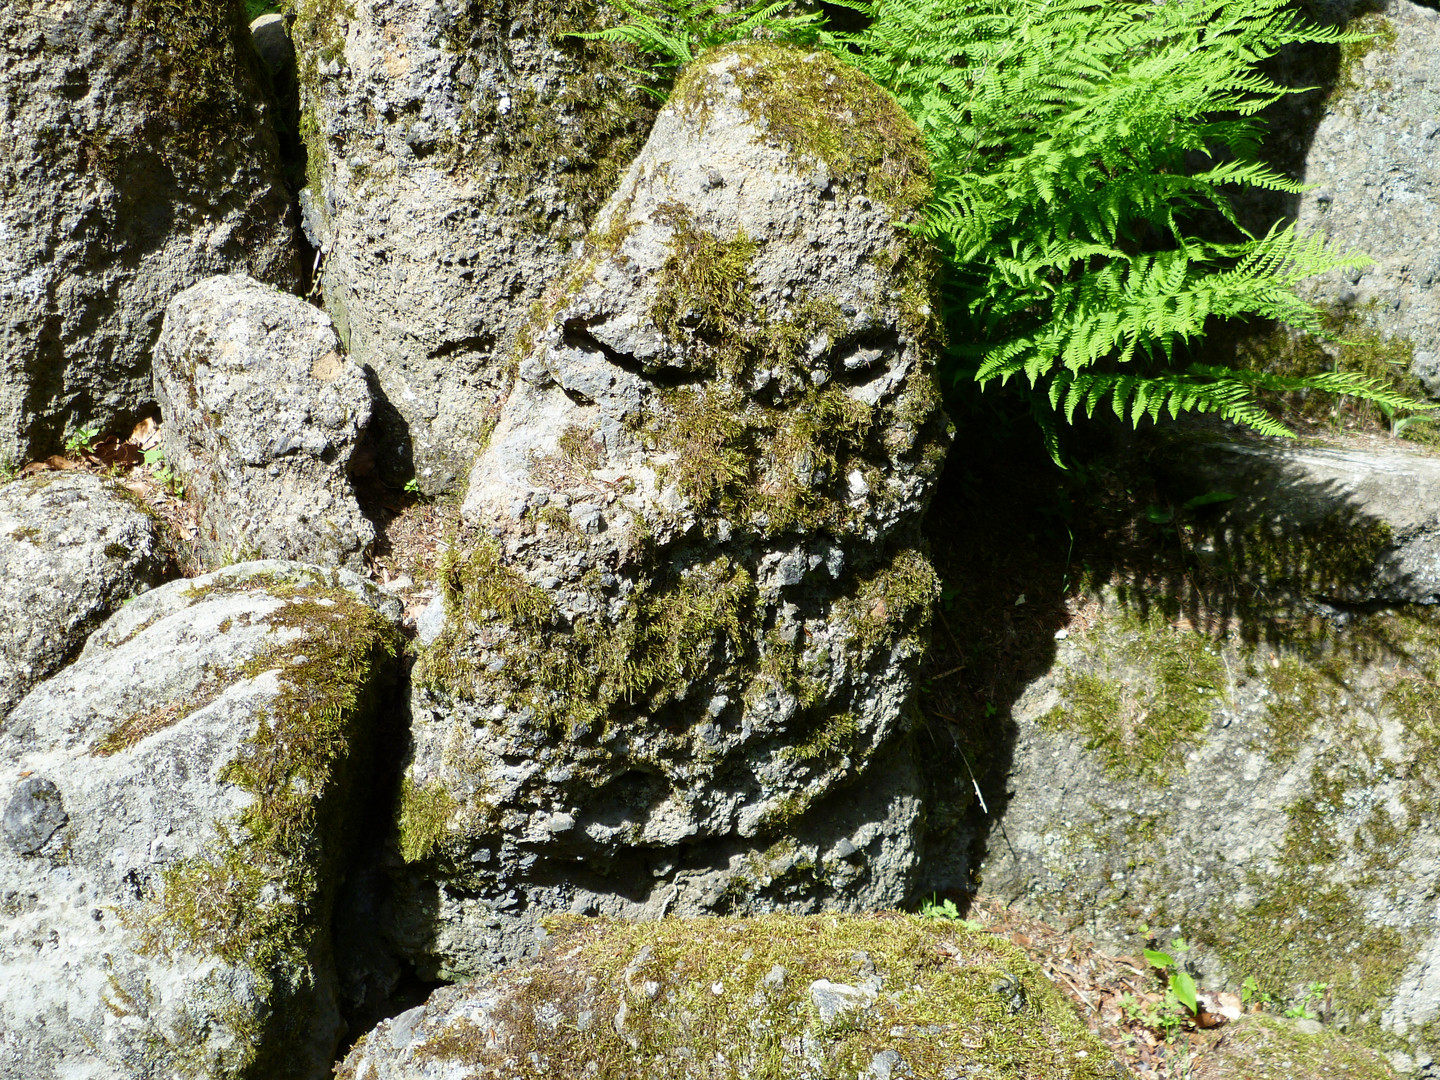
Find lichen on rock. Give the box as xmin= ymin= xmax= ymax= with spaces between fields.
xmin=386 ymin=43 xmax=949 ymax=980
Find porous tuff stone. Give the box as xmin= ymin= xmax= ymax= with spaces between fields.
xmin=336 ymin=915 xmax=1117 ymax=1080
xmin=0 ymin=561 xmax=402 ymax=1080
xmin=0 ymin=471 xmax=169 ymax=721
xmin=0 ymin=0 xmax=302 ymax=468
xmin=292 ymin=0 xmax=655 ymax=492
xmin=955 ymin=591 xmax=1440 ymax=1069
xmin=153 ymin=274 xmax=375 ymax=570
xmin=394 ymin=45 xmax=949 ymax=979
xmin=1286 ymin=0 xmax=1440 ymax=388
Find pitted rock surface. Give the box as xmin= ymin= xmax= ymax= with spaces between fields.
xmin=293 ymin=0 xmax=655 ymax=492
xmin=393 ymin=45 xmax=949 ymax=978
xmin=1287 ymin=0 xmax=1440 ymax=387
xmin=336 ymin=915 xmax=1118 ymax=1080
xmin=0 ymin=0 xmax=301 ymax=466
xmin=954 ymin=587 xmax=1440 ymax=1069
xmin=0 ymin=471 xmax=169 ymax=720
xmin=0 ymin=561 xmax=401 ymax=1080
xmin=153 ymin=274 xmax=375 ymax=570
xmin=2 ymin=777 xmax=68 ymax=856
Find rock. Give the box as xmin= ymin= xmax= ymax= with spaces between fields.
xmin=0 ymin=471 xmax=169 ymax=720
xmin=1151 ymin=431 xmax=1440 ymax=604
xmin=0 ymin=0 xmax=302 ymax=468
xmin=0 ymin=561 xmax=402 ymax=1080
xmin=335 ymin=914 xmax=1117 ymax=1080
xmin=1284 ymin=0 xmax=1440 ymax=389
xmin=153 ymin=274 xmax=376 ymax=570
xmin=291 ymin=0 xmax=657 ymax=492
xmin=250 ymin=13 xmax=296 ymax=89
xmin=2 ymin=777 xmax=67 ymax=856
xmin=963 ymin=587 xmax=1440 ymax=1065
xmin=1192 ymin=1015 xmax=1397 ymax=1080
xmin=391 ymin=44 xmax=949 ymax=978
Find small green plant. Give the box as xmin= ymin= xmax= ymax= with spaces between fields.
xmin=1241 ymin=974 xmax=1274 ymax=1009
xmin=1142 ymin=927 xmax=1199 ymax=1017
xmin=919 ymin=896 xmax=986 ymax=932
xmin=1283 ymin=980 xmax=1331 ymax=1020
xmin=143 ymin=446 xmax=185 ymax=498
xmin=64 ymin=425 xmax=101 ymax=455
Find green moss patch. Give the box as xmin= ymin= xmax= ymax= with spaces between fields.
xmin=441 ymin=0 xmax=657 ymax=236
xmin=407 ymin=913 xmax=1115 ymax=1080
xmin=671 ymin=44 xmax=933 ymax=214
xmin=1193 ymin=1015 xmax=1397 ymax=1080
xmin=132 ymin=582 xmax=400 ymax=1076
xmin=1040 ymin=612 xmax=1226 ymax=783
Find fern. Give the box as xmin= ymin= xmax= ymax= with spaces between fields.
xmin=575 ymin=0 xmax=824 ymax=87
xmin=602 ymin=0 xmax=1432 ymax=456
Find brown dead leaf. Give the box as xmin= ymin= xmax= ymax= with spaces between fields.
xmin=90 ymin=435 xmax=143 ymax=469
xmin=130 ymin=417 xmax=159 ymax=449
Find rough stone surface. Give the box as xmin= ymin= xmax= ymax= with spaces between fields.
xmin=1191 ymin=1015 xmax=1397 ymax=1080
xmin=1284 ymin=0 xmax=1440 ymax=388
xmin=292 ymin=0 xmax=656 ymax=492
xmin=389 ymin=45 xmax=948 ymax=980
xmin=955 ymin=586 xmax=1440 ymax=1070
xmin=1154 ymin=431 xmax=1440 ymax=604
xmin=153 ymin=274 xmax=376 ymax=570
xmin=0 ymin=561 xmax=401 ymax=1080
xmin=0 ymin=0 xmax=302 ymax=469
xmin=0 ymin=471 xmax=169 ymax=720
xmin=335 ymin=915 xmax=1117 ymax=1080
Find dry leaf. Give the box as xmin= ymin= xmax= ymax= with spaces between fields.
xmin=130 ymin=417 xmax=159 ymax=448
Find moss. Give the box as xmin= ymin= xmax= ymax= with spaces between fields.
xmin=94 ymin=678 xmax=227 ymax=757
xmin=74 ymin=0 xmax=271 ymax=180
xmin=132 ymin=582 xmax=400 ymax=1078
xmin=397 ymin=777 xmax=461 ymax=864
xmin=841 ymin=547 xmax=941 ymax=655
xmin=1334 ymin=9 xmax=1398 ymax=99
xmin=1198 ymin=873 xmax=1408 ymax=1032
xmin=1260 ymin=657 xmax=1349 ymax=765
xmin=1040 ymin=612 xmax=1226 ymax=783
xmin=649 ymin=214 xmax=759 ymax=359
xmin=410 ymin=913 xmax=1114 ymax=1079
xmin=1194 ymin=1014 xmax=1397 ymax=1080
xmin=1237 ymin=304 xmax=1426 ymax=443
xmin=424 ymin=536 xmax=758 ymax=742
xmin=670 ymin=44 xmax=933 ymax=214
xmin=441 ymin=0 xmax=657 ymax=237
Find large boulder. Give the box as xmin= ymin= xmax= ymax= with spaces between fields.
xmin=1284 ymin=0 xmax=1440 ymax=389
xmin=336 ymin=914 xmax=1118 ymax=1080
xmin=968 ymin=580 xmax=1440 ymax=1071
xmin=0 ymin=561 xmax=402 ymax=1080
xmin=392 ymin=44 xmax=948 ymax=979
xmin=0 ymin=472 xmax=170 ymax=720
xmin=153 ymin=274 xmax=376 ymax=571
xmin=292 ymin=0 xmax=656 ymax=492
xmin=0 ymin=0 xmax=303 ymax=468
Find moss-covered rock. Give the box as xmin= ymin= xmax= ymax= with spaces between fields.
xmin=0 ymin=561 xmax=402 ymax=1079
xmin=338 ymin=913 xmax=1119 ymax=1080
xmin=290 ymin=0 xmax=657 ymax=491
xmin=388 ymin=45 xmax=949 ymax=980
xmin=966 ymin=585 xmax=1440 ymax=1069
